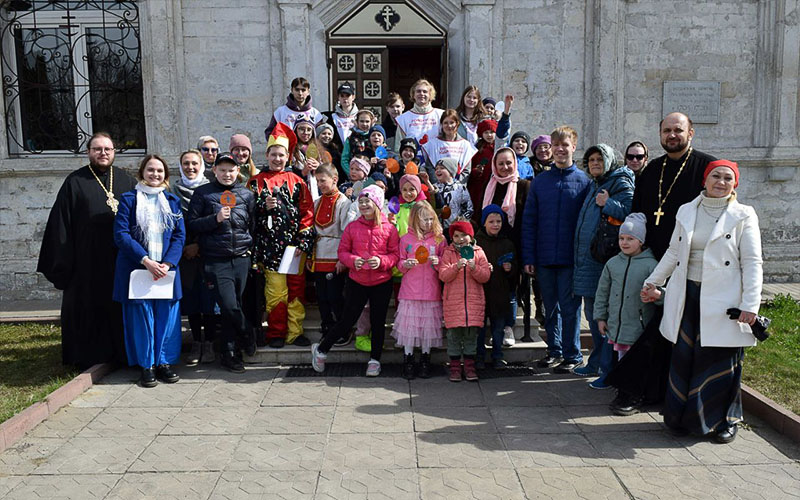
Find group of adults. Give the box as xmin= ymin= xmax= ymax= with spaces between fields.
xmin=36 ymin=74 xmax=762 ymax=444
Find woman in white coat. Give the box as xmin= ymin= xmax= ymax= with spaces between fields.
xmin=641 ymin=159 xmax=762 ymax=444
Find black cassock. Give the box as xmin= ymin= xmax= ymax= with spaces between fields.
xmin=37 ymin=165 xmax=136 ymax=368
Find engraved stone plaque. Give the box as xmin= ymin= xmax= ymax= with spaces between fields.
xmin=662 ymin=81 xmax=720 ymax=124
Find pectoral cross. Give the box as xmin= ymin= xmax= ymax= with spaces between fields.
xmin=653 ymin=208 xmax=664 ymax=226
xmin=106 ymin=193 xmax=119 ymax=215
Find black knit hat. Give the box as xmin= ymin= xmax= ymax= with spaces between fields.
xmin=509 ymin=131 xmax=531 ymax=153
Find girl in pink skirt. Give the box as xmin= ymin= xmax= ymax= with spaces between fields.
xmin=393 ymin=202 xmax=447 ymax=379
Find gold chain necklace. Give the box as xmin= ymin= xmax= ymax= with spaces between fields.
xmin=653 ymin=147 xmax=692 ymax=226
xmin=88 ymin=165 xmax=119 ymax=215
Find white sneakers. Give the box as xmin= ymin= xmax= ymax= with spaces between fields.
xmin=502 ymin=326 xmax=516 ymax=346
xmin=366 ymin=359 xmax=381 ymax=377
xmin=311 ymin=343 xmax=327 ymax=372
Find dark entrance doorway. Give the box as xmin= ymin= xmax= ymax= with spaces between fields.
xmin=387 ymin=45 xmax=445 ymax=109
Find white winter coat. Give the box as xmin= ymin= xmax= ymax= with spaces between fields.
xmin=646 ymin=195 xmax=762 ymax=347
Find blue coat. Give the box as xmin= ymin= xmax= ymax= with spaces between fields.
xmin=573 ymin=159 xmax=635 ymax=297
xmin=112 ymin=190 xmax=185 ymax=303
xmin=522 ymin=164 xmax=591 ymax=267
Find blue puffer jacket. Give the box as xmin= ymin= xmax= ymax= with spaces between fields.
xmin=573 ymin=144 xmax=635 ymax=297
xmin=522 ymin=163 xmax=591 ymax=267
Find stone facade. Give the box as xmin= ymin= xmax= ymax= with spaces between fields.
xmin=1 ymin=0 xmax=799 ymax=303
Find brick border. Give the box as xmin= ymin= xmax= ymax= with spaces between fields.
xmin=742 ymin=383 xmax=800 ymax=443
xmin=0 ymin=363 xmax=113 ymax=454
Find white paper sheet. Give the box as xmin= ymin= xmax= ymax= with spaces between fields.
xmin=128 ymin=269 xmax=175 ymax=299
xmin=277 ymin=245 xmax=301 ymax=275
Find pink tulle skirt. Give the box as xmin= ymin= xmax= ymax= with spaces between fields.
xmin=392 ymin=299 xmax=444 ymax=350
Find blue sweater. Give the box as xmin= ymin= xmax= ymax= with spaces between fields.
xmin=521 ymin=164 xmax=591 ymax=267
xmin=572 ymin=166 xmax=635 ymax=296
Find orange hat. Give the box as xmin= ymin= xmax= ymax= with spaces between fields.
xmin=267 ymin=122 xmax=297 ymax=158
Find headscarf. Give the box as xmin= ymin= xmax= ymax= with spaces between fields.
xmin=482 ymin=147 xmax=519 ymax=225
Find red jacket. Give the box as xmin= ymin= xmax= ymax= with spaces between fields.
xmin=438 ymin=243 xmax=491 ymax=328
xmin=338 ymin=214 xmax=400 ymax=286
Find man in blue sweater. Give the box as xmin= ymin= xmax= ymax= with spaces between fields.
xmin=522 ymin=126 xmax=591 ymax=373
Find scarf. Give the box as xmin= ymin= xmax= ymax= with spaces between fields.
xmin=179 ymin=163 xmax=206 ymax=188
xmin=135 ymin=182 xmax=181 ymax=258
xmin=412 ymin=103 xmax=434 ymax=114
xmin=482 ymin=148 xmax=519 ymax=226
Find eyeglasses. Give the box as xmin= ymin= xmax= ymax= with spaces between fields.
xmin=626 ymin=154 xmax=646 ymax=161
xmin=90 ymin=147 xmax=114 ymax=153
xmin=201 ymin=147 xmax=219 ymax=153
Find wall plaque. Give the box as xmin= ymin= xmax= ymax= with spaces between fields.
xmin=662 ymin=81 xmax=720 ymax=124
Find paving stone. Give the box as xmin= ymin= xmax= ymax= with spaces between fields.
xmin=111 ymin=383 xmax=200 ymax=408
xmin=0 ymin=475 xmax=24 ymax=497
xmin=246 ymin=406 xmax=335 ymax=434
xmin=416 ymin=433 xmax=512 ymax=469
xmin=77 ymin=407 xmax=179 ymax=437
xmin=210 ymin=470 xmax=318 ymax=499
xmin=28 ymin=406 xmax=102 ymax=438
xmin=323 ymin=433 xmax=417 ymax=470
xmin=129 ymin=435 xmax=240 ymax=472
xmin=418 ymin=468 xmax=525 ymax=499
xmin=97 ymin=367 xmax=141 ymax=385
xmin=203 ymin=366 xmax=280 ymax=384
xmin=410 ymin=379 xmax=485 ymax=407
xmin=585 ymin=430 xmax=701 ymax=467
xmin=317 ymin=468 xmax=420 ymax=499
xmin=565 ymin=404 xmax=663 ymax=433
xmin=1 ymin=473 xmax=120 ymax=500
xmin=170 ymin=365 xmax=213 ymax=383
xmin=0 ymin=438 xmax=66 ymax=475
xmin=490 ymin=406 xmax=580 ymax=434
xmin=164 ymin=406 xmax=257 ymax=435
xmin=413 ymin=407 xmax=496 ymax=433
xmin=706 ymin=463 xmax=800 ymax=499
xmin=331 ymin=405 xmax=414 ymax=434
xmin=613 ymin=465 xmax=736 ymax=499
xmin=683 ymin=427 xmax=797 ymax=465
xmin=68 ymin=383 xmax=130 ymax=408
xmin=478 ymin=378 xmax=559 ymax=407
xmin=337 ymin=378 xmax=411 ymax=407
xmin=227 ymin=434 xmax=325 ymax=471
xmin=549 ymin=377 xmax=617 ymax=406
xmin=186 ymin=382 xmax=270 ymax=407
xmin=262 ymin=380 xmax=340 ymax=406
xmin=33 ymin=436 xmax=152 ymax=474
xmin=503 ymin=433 xmax=600 ymax=468
xmin=517 ymin=466 xmax=628 ymax=499
xmin=106 ymin=471 xmax=219 ymax=499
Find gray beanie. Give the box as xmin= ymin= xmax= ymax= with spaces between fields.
xmin=435 ymin=158 xmax=459 ymax=178
xmin=619 ymin=212 xmax=647 ymax=243
xmin=316 ymin=123 xmax=334 ymax=137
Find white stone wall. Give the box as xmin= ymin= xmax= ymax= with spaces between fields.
xmin=1 ymin=0 xmax=799 ymax=304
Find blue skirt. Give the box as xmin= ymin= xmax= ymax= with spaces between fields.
xmin=663 ymin=281 xmax=743 ymax=435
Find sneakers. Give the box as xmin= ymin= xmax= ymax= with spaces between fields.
xmin=292 ymin=334 xmax=311 ymax=346
xmin=553 ymin=360 xmax=583 ymax=374
xmin=333 ymin=329 xmax=353 ymax=347
xmin=201 ymin=341 xmax=216 ymax=363
xmin=536 ymin=355 xmax=563 ymax=368
xmin=354 ymin=335 xmax=371 ymax=353
xmin=449 ymin=360 xmax=462 ymax=382
xmin=155 ymin=364 xmax=180 ymax=383
xmin=463 ymin=358 xmax=478 ymax=381
xmin=492 ymin=358 xmax=507 ymax=370
xmin=502 ymin=326 xmax=516 ymax=346
xmin=573 ymin=365 xmax=599 ymax=377
xmin=311 ymin=343 xmax=327 ymax=373
xmin=185 ymin=342 xmax=201 ymax=366
xmin=366 ymin=359 xmax=381 ymax=377
xmin=588 ymin=376 xmax=612 ymax=390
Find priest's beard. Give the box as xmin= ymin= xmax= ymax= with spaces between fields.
xmin=661 ymin=137 xmax=690 ymax=154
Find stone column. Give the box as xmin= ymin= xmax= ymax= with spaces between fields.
xmin=463 ymin=0 xmax=496 ymax=95
xmin=278 ymin=0 xmax=314 ymax=84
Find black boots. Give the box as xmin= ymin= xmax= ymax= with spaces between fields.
xmin=418 ymin=353 xmax=432 ymax=379
xmin=402 ymin=354 xmax=416 ymax=380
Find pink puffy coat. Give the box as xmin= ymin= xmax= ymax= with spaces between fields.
xmin=438 ymin=243 xmax=491 ymax=328
xmin=338 ymin=214 xmax=400 ymax=287
xmin=397 ymin=232 xmax=447 ymax=301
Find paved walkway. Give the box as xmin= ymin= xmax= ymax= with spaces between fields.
xmin=1 ymin=364 xmax=798 ymax=499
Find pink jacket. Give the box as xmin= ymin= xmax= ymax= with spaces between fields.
xmin=338 ymin=214 xmax=400 ymax=287
xmin=438 ymin=243 xmax=491 ymax=328
xmin=397 ymin=232 xmax=447 ymax=301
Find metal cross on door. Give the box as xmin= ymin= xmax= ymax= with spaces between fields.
xmin=329 ymin=47 xmax=389 ymax=123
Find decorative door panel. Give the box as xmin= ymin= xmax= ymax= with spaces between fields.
xmin=330 ymin=47 xmax=389 ymax=122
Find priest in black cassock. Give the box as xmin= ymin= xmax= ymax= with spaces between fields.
xmin=37 ymin=133 xmax=136 ymax=368
xmin=607 ymin=112 xmax=716 ymax=415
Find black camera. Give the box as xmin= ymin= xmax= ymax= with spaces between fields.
xmin=726 ymin=307 xmax=771 ymax=342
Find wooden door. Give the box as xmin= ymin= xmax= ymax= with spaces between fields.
xmin=329 ymin=46 xmax=389 ymax=122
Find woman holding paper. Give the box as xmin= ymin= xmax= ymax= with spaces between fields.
xmin=113 ymin=155 xmax=185 ymax=388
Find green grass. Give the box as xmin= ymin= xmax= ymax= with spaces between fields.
xmin=742 ymin=294 xmax=800 ymax=416
xmin=0 ymin=323 xmax=78 ymax=423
